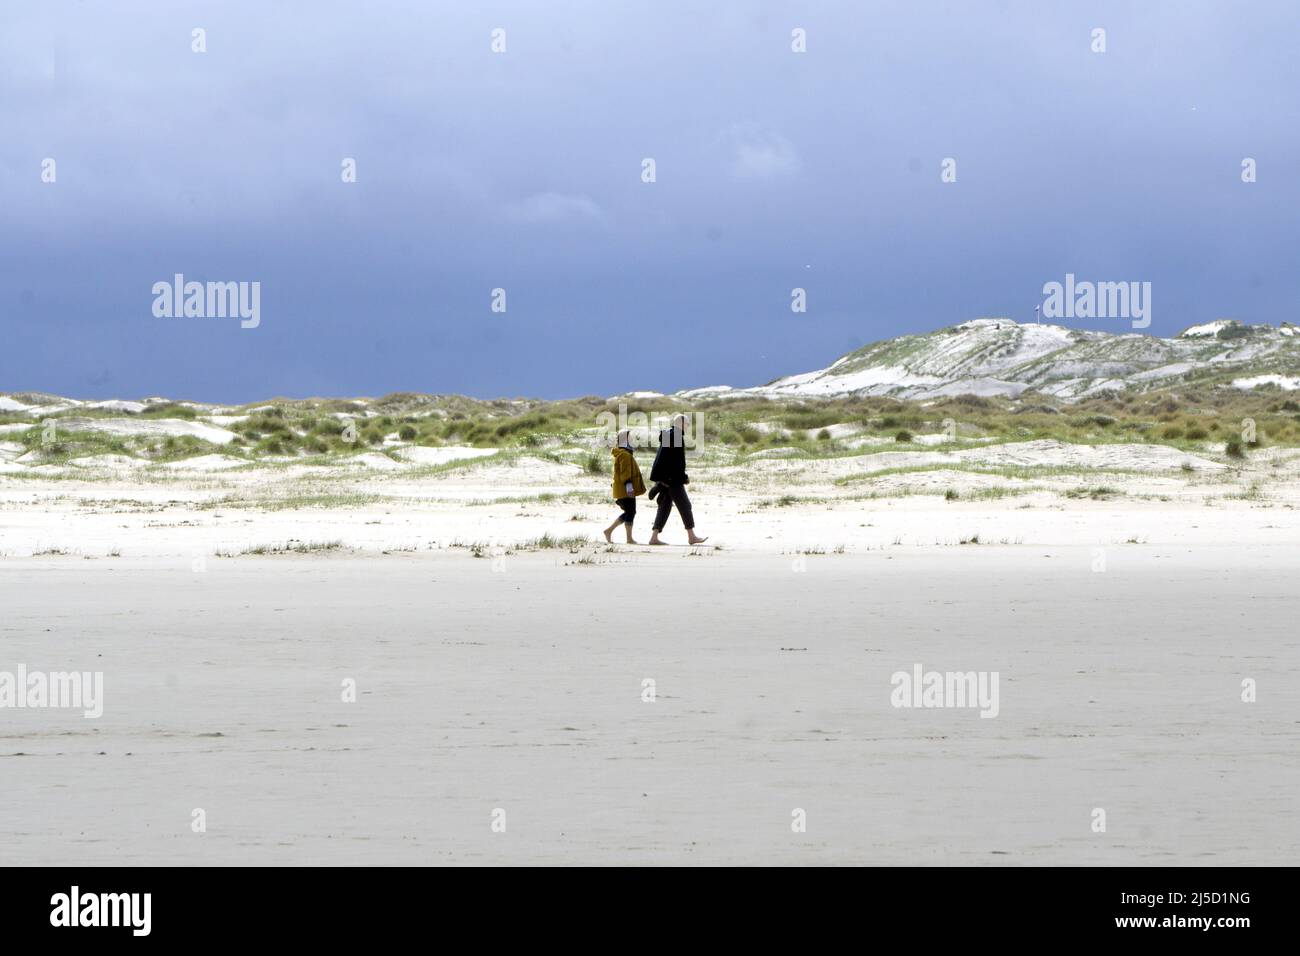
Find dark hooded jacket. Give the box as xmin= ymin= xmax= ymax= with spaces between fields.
xmin=650 ymin=426 xmax=688 ymax=484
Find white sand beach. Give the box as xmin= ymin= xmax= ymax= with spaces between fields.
xmin=2 ymin=440 xmax=1298 ymax=864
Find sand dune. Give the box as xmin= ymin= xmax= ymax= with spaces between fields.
xmin=51 ymin=417 xmax=239 ymax=444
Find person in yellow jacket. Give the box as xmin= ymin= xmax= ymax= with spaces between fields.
xmin=603 ymin=429 xmax=646 ymax=543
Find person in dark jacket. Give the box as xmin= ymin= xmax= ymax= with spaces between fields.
xmin=648 ymin=415 xmax=708 ymax=546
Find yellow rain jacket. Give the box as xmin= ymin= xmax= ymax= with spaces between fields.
xmin=611 ymin=447 xmax=646 ymax=500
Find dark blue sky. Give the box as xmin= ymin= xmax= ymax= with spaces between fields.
xmin=3 ymin=1 xmax=1298 ymax=403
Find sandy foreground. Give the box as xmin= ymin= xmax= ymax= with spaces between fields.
xmin=1 ymin=443 xmax=1298 ymax=865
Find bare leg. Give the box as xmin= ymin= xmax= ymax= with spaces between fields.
xmin=602 ymin=519 xmax=619 ymax=543
xmin=624 ymin=524 xmax=637 ymax=544
xmin=648 ymin=530 xmax=667 ymax=545
xmin=668 ymin=484 xmax=704 ymax=544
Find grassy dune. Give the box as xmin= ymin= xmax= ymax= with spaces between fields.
xmin=3 ymin=387 xmax=1298 ymax=471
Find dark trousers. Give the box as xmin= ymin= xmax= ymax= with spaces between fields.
xmin=652 ymin=482 xmax=694 ymax=532
xmin=614 ymin=497 xmax=636 ymax=524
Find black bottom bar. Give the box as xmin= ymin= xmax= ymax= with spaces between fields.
xmin=0 ymin=866 xmax=1287 ymax=942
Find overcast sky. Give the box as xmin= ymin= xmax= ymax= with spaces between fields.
xmin=3 ymin=1 xmax=1298 ymax=402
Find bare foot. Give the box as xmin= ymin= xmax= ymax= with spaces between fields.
xmin=603 ymin=529 xmax=613 ymax=543
xmin=648 ymin=534 xmax=667 ymax=546
xmin=688 ymin=534 xmax=709 ymax=545
xmin=626 ymin=538 xmax=639 ymax=545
